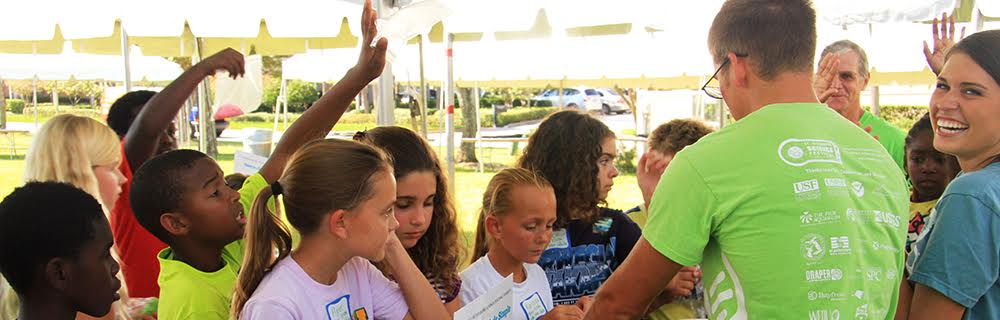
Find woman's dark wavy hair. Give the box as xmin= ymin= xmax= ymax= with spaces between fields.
xmin=355 ymin=126 xmax=463 ymax=294
xmin=517 ymin=110 xmax=614 ymax=227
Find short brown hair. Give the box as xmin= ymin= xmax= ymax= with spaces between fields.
xmin=648 ymin=119 xmax=714 ymax=155
xmin=708 ymin=0 xmax=817 ymax=80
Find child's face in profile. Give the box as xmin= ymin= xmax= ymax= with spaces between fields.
xmin=493 ymin=185 xmax=557 ymax=264
xmin=906 ymin=131 xmax=960 ymax=202
xmin=346 ymin=170 xmax=399 ymax=261
xmin=597 ymin=137 xmax=620 ymax=201
xmin=66 ymin=219 xmax=121 ymax=317
xmin=175 ymin=158 xmax=246 ymax=246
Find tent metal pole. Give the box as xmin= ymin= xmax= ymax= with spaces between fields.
xmin=419 ymin=34 xmax=429 ymax=138
xmin=32 ymin=76 xmax=38 ymax=128
xmin=121 ymin=27 xmax=132 ymax=92
xmin=444 ymin=32 xmax=455 ymax=192
xmin=375 ymin=0 xmax=395 ymax=126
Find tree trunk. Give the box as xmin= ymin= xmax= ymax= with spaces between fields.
xmin=457 ymin=87 xmax=478 ymax=163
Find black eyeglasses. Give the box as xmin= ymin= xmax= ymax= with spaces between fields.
xmin=701 ymin=54 xmax=748 ymax=99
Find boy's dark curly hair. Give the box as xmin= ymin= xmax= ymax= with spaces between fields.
xmin=106 ymin=90 xmax=156 ymax=138
xmin=517 ymin=110 xmax=614 ymax=227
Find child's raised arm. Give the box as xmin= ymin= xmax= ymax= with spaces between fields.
xmin=124 ymin=48 xmax=245 ymax=169
xmin=258 ymin=0 xmax=388 ymax=183
xmin=383 ymin=234 xmax=451 ymax=320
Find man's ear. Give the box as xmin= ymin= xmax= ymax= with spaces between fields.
xmin=43 ymin=257 xmax=73 ymax=292
xmin=161 ymin=212 xmax=190 ymax=237
xmin=729 ymin=52 xmax=751 ymax=89
xmin=328 ymin=209 xmax=350 ymax=240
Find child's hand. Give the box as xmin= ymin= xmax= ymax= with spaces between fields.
xmin=637 ymin=152 xmax=670 ymax=209
xmin=351 ymin=0 xmax=389 ymax=83
xmin=196 ymin=48 xmax=245 ymax=79
xmin=665 ymin=266 xmax=701 ymax=298
xmin=575 ymin=295 xmax=594 ymax=313
xmin=540 ymin=304 xmax=585 ymax=320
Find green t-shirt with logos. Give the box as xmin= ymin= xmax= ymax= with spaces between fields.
xmin=645 ymin=103 xmax=908 ymax=319
xmin=859 ymin=110 xmax=906 ymax=172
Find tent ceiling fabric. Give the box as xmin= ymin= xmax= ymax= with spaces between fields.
xmin=814 ymin=0 xmax=957 ymax=25
xmin=0 ymin=45 xmax=182 ymax=81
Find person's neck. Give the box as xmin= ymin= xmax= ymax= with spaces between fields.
xmin=959 ymin=151 xmax=1000 ymax=173
xmin=291 ymin=236 xmax=352 ymax=285
xmin=740 ymin=73 xmax=820 ymax=119
xmin=170 ymin=240 xmax=226 ymax=273
xmin=487 ymin=249 xmax=527 ymax=283
xmin=18 ymin=293 xmax=77 ymax=320
xmin=910 ymin=189 xmax=942 ymax=203
xmin=840 ymin=104 xmax=865 ymax=123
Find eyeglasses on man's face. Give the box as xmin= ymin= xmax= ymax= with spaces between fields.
xmin=701 ymin=53 xmax=748 ymax=99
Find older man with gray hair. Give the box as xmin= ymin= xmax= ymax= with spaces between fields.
xmin=814 ymin=40 xmax=907 ymax=171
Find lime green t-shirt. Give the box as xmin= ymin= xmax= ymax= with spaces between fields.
xmin=860 ymin=111 xmax=906 ymax=172
xmin=646 ymin=103 xmax=908 ymax=319
xmin=628 ymin=205 xmax=702 ymax=320
xmin=156 ymin=173 xmax=268 ymax=320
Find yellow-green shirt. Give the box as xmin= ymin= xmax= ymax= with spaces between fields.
xmin=156 ymin=173 xmax=268 ymax=320
xmin=628 ymin=205 xmax=701 ymax=320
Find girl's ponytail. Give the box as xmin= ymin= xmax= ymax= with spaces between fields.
xmin=231 ymin=186 xmax=292 ymax=319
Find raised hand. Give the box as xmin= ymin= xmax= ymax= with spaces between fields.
xmin=196 ymin=48 xmax=245 ymax=79
xmin=353 ymin=0 xmax=389 ymax=82
xmin=813 ymin=52 xmax=840 ymax=103
xmin=923 ymin=12 xmax=965 ymax=76
xmin=637 ymin=152 xmax=670 ymax=209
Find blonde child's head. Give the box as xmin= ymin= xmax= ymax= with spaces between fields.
xmin=473 ymin=168 xmax=556 ymax=264
xmin=24 ymin=114 xmax=125 ymax=211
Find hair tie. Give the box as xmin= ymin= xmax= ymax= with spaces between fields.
xmin=270 ymin=181 xmax=284 ymax=196
xmin=352 ymin=130 xmax=368 ymax=141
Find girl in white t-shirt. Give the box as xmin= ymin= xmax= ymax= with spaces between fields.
xmin=231 ymin=139 xmax=449 ymax=320
xmin=462 ymin=168 xmax=588 ymax=320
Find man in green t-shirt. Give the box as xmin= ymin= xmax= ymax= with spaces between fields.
xmin=814 ymin=40 xmax=907 ymax=172
xmin=583 ymin=1 xmax=909 ymax=319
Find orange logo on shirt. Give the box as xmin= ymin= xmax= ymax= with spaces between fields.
xmin=353 ymin=308 xmax=368 ymax=320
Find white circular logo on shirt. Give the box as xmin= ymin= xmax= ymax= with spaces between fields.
xmin=788 ymin=146 xmax=805 ymax=159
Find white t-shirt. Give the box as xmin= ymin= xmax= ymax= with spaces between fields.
xmin=241 ymin=256 xmax=409 ymax=320
xmin=460 ymin=255 xmax=554 ymax=320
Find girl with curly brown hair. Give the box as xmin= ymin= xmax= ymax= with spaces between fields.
xmin=355 ymin=126 xmax=465 ymax=313
xmin=516 ymin=110 xmax=643 ymax=306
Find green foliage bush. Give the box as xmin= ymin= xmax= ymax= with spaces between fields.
xmin=7 ymin=99 xmax=24 ymax=114
xmin=867 ymin=105 xmax=927 ymax=132
xmin=492 ymin=107 xmax=558 ymax=127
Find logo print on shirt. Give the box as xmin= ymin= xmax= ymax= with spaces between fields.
xmin=809 ymin=309 xmax=841 ymax=320
xmin=353 ymin=308 xmax=368 ymax=320
xmin=851 ymin=181 xmax=865 ymax=197
xmin=801 ymin=234 xmax=826 ymax=261
xmin=778 ymin=139 xmax=843 ymax=166
xmin=830 ymin=236 xmax=850 ymax=255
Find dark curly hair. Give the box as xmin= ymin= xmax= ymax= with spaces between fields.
xmin=106 ymin=90 xmax=156 ymax=138
xmin=355 ymin=126 xmax=463 ymax=299
xmin=517 ymin=110 xmax=614 ymax=227
xmin=0 ymin=182 xmax=104 ymax=293
xmin=130 ymin=149 xmax=212 ymax=244
xmin=648 ymin=119 xmax=714 ymax=155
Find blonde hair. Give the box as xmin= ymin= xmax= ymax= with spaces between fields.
xmin=232 ymin=139 xmax=391 ymax=319
xmin=472 ymin=168 xmax=553 ymax=262
xmin=24 ymin=114 xmax=121 ymax=209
